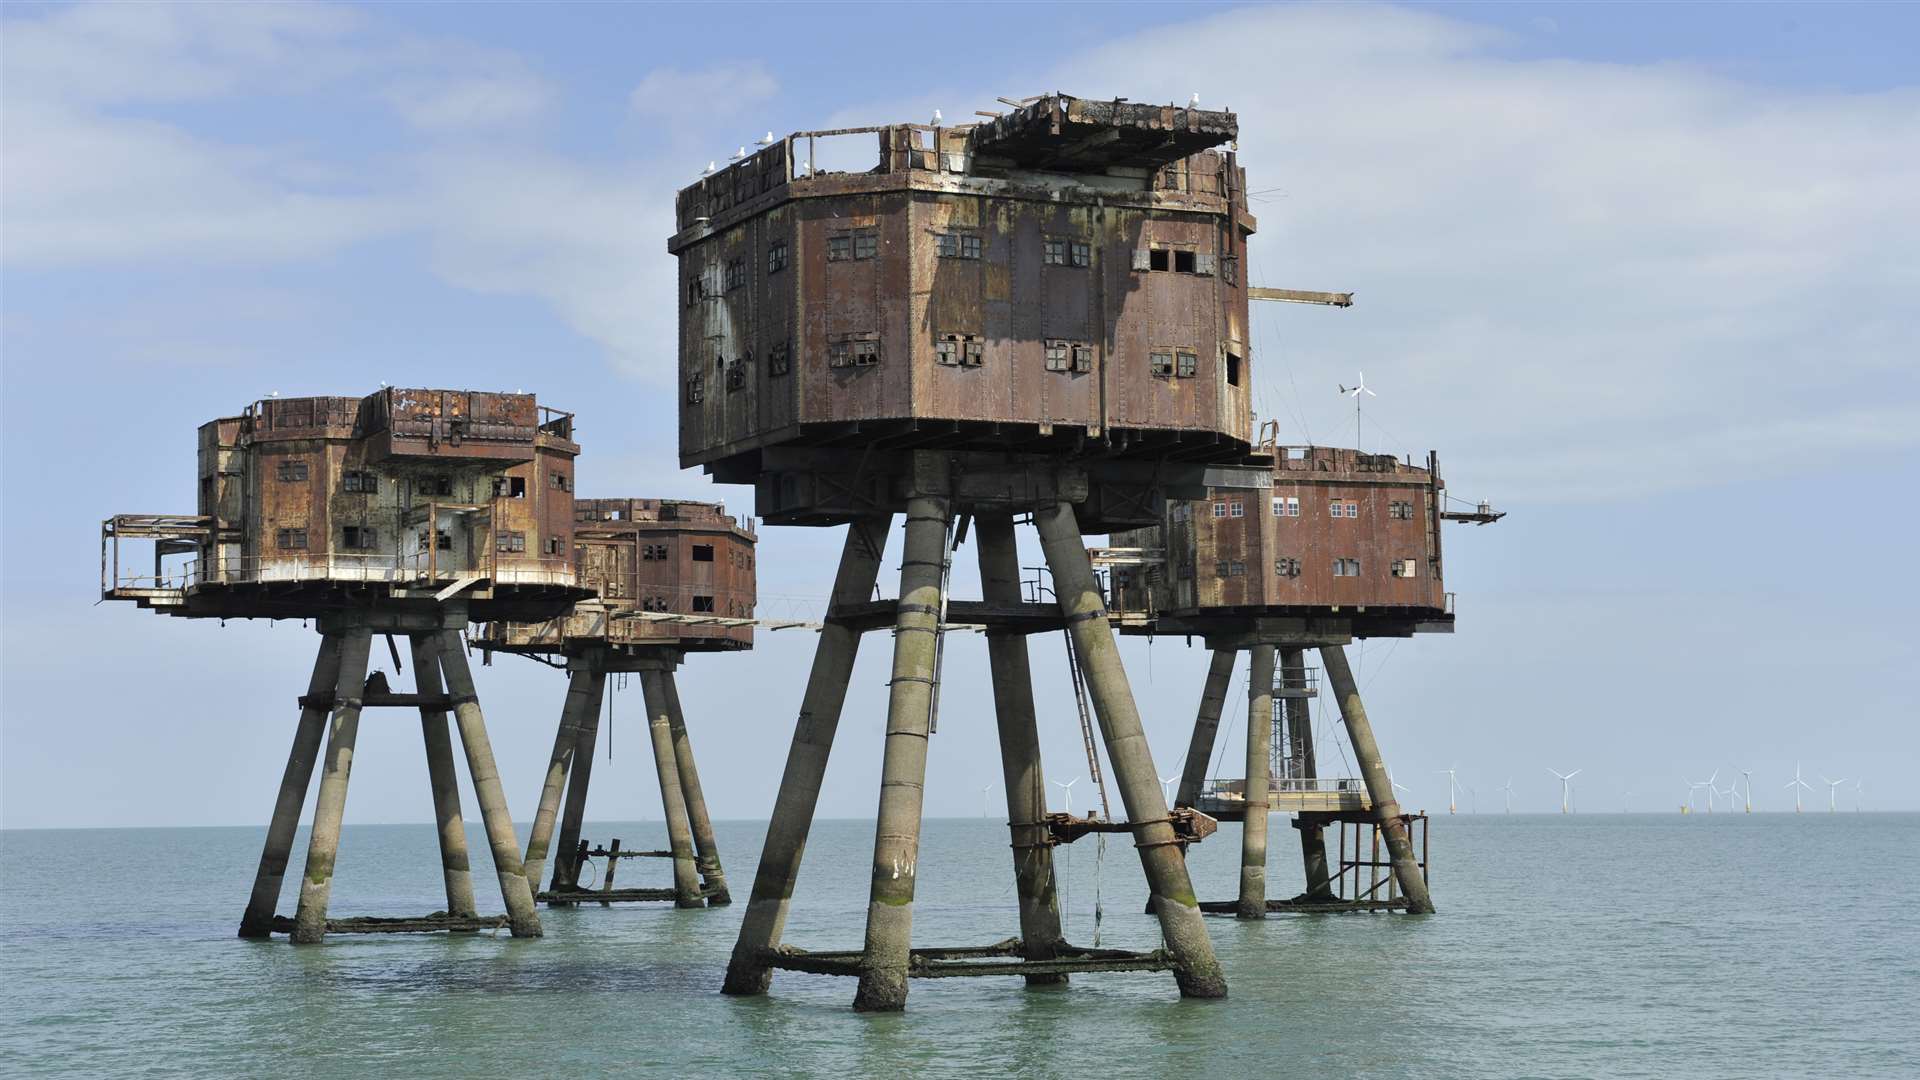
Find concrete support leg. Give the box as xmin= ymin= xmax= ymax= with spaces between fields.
xmin=550 ymin=669 xmax=604 ymax=894
xmin=1034 ymin=501 xmax=1228 ymax=999
xmin=1320 ymin=644 xmax=1435 ymax=914
xmin=662 ymin=669 xmax=730 ymax=904
xmin=436 ymin=630 xmax=543 ymax=937
xmin=853 ymin=476 xmax=950 ymax=1013
xmin=524 ymin=662 xmax=603 ymax=893
xmin=640 ymin=669 xmax=704 ymax=909
xmin=411 ymin=633 xmax=477 ymax=918
xmin=722 ymin=516 xmax=892 ymax=996
xmin=1174 ymin=649 xmax=1237 ymax=809
xmin=974 ymin=511 xmax=1067 ymax=986
xmin=1284 ymin=647 xmax=1335 ymax=901
xmin=290 ymin=627 xmax=373 ymax=944
xmin=1237 ymin=645 xmax=1276 ymax=919
xmin=239 ymin=633 xmax=343 ymax=938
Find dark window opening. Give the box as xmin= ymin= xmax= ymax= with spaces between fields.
xmin=769 ymin=341 xmax=791 ymax=375
xmin=1174 ymin=250 xmax=1197 ymax=273
xmin=493 ymin=476 xmax=527 ymax=498
xmin=548 ymin=471 xmax=569 ymax=491
xmin=767 ymin=240 xmax=789 ymax=274
xmin=692 ymin=595 xmax=715 ymax=613
xmin=1275 ymin=558 xmax=1301 ymax=578
xmin=417 ymin=476 xmax=452 ymax=497
xmin=691 ymin=544 xmax=715 ymax=562
xmin=642 ymin=543 xmax=668 ymax=560
xmin=495 ymin=530 xmax=526 ymax=553
xmin=342 ymin=525 xmax=378 ymax=550
xmin=276 ymin=528 xmax=308 ymax=550
xmin=1071 ymin=241 xmax=1091 ymax=267
xmin=852 ymin=339 xmax=880 ymax=366
xmin=545 ymin=536 xmax=561 ymax=555
xmin=1225 ymin=352 xmax=1241 ymax=386
xmin=342 ymin=470 xmax=376 ymax=493
xmin=725 ymin=257 xmax=746 ymax=291
xmin=686 ymin=373 xmax=705 ymax=403
xmin=1148 ymin=249 xmax=1170 ymax=272
xmin=277 ymin=459 xmax=309 ymax=483
xmin=827 ymin=234 xmax=851 ymax=261
xmin=1072 ymin=345 xmax=1093 ymax=373
xmin=1150 ymin=350 xmax=1174 ymax=377
xmin=727 ymin=356 xmax=748 ymax=391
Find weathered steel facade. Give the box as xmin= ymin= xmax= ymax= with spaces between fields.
xmin=107 ymin=388 xmax=585 ymax=622
xmin=1107 ymin=447 xmax=1453 ymax=639
xmin=670 ymin=95 xmax=1258 ymax=492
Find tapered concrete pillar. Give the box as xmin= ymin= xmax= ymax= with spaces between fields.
xmin=1284 ymin=647 xmax=1335 ymax=900
xmin=1174 ymin=649 xmax=1237 ymax=809
xmin=1238 ymin=644 xmax=1276 ymax=919
xmin=854 ymin=474 xmax=950 ymax=1013
xmin=436 ymin=629 xmax=543 ymax=937
xmin=661 ymin=669 xmax=730 ymax=904
xmin=550 ymin=661 xmax=605 ymax=894
xmin=974 ymin=512 xmax=1067 ymax=986
xmin=1320 ymin=644 xmax=1434 ymax=913
xmin=722 ymin=515 xmax=892 ymax=996
xmin=524 ymin=663 xmax=603 ymax=893
xmin=411 ymin=633 xmax=477 ymax=918
xmin=239 ymin=633 xmax=343 ymax=938
xmin=1034 ymin=501 xmax=1227 ymax=999
xmin=640 ymin=668 xmax=704 ymax=908
xmin=290 ymin=626 xmax=373 ymax=944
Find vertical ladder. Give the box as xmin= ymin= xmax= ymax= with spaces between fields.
xmin=1060 ymin=630 xmax=1112 ymax=819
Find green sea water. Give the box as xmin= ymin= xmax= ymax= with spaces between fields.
xmin=2 ymin=814 xmax=1916 ymax=1078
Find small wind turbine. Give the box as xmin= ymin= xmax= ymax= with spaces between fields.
xmin=1691 ymin=769 xmax=1720 ymax=814
xmin=1388 ymin=767 xmax=1412 ymax=805
xmin=1160 ymin=774 xmax=1181 ymax=805
xmin=1852 ymin=779 xmax=1865 ymax=812
xmin=1548 ymin=768 xmax=1580 ymax=814
xmin=980 ymin=781 xmax=995 ymax=818
xmin=1740 ymin=769 xmax=1754 ymax=813
xmin=1785 ymin=763 xmax=1812 ymax=813
xmin=1338 ymin=372 xmax=1376 ymax=449
xmin=1052 ymin=778 xmax=1080 ymax=817
xmin=1716 ymin=780 xmax=1738 ymax=814
xmin=1502 ymin=777 xmax=1515 ymax=814
xmin=1819 ymin=775 xmax=1846 ymax=813
xmin=1437 ymin=767 xmax=1459 ymax=815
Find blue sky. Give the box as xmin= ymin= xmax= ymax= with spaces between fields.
xmin=3 ymin=1 xmax=1916 ymax=828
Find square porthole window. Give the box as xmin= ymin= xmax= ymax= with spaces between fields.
xmin=1176 ymin=350 xmax=1198 ymax=378
xmin=1150 ymin=350 xmax=1175 ymax=377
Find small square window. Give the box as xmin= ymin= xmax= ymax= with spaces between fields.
xmin=963 ymin=339 xmax=983 ymax=367
xmin=1043 ymin=238 xmax=1067 ymax=265
xmin=770 ymin=341 xmax=791 ymax=375
xmin=1149 ymin=249 xmax=1170 ymax=272
xmin=1391 ymin=559 xmax=1418 ymax=578
xmin=852 ymin=339 xmax=880 ymax=366
xmin=961 ymin=234 xmax=980 ymax=259
xmin=1174 ymin=250 xmax=1197 ymax=274
xmin=938 ymin=233 xmax=959 ymax=258
xmin=1215 ymin=560 xmax=1231 ymax=578
xmin=936 ymin=338 xmax=959 ymax=366
xmin=692 ymin=544 xmax=715 ymax=562
xmin=1212 ymin=502 xmax=1227 ymax=518
xmin=342 ymin=470 xmax=376 ymax=493
xmin=1271 ymin=496 xmax=1299 ymax=517
xmin=1044 ymin=340 xmax=1070 ymax=372
xmin=1389 ymin=500 xmax=1414 ymax=520
xmin=549 ymin=471 xmax=570 ymax=491
xmin=1226 ymin=352 xmax=1242 ymax=386
xmin=686 ymin=373 xmax=705 ymax=403
xmin=1176 ymin=350 xmax=1198 ymax=378
xmin=725 ymin=257 xmax=746 ymax=291
xmin=275 ymin=528 xmax=308 ymax=550
xmin=726 ymin=356 xmax=748 ymax=391
xmin=767 ymin=239 xmax=789 ymax=274
xmin=827 ymin=235 xmax=851 ymax=261
xmin=1275 ymin=558 xmax=1301 ymax=578
xmin=417 ymin=476 xmax=452 ymax=497
xmin=545 ymin=536 xmax=561 ymax=555
xmin=1222 ymin=255 xmax=1238 ymax=284
xmin=1071 ymin=241 xmax=1091 ymax=267
xmin=828 ymin=342 xmax=852 ymax=368
xmin=1229 ymin=501 xmax=1244 ymax=518
xmin=1072 ymin=344 xmax=1093 ymax=373
xmin=692 ymin=595 xmax=715 ymax=613
xmin=493 ymin=476 xmax=527 ymax=499
xmin=1150 ymin=350 xmax=1174 ymax=377
xmin=853 ymin=231 xmax=878 ymax=260
xmin=277 ymin=459 xmax=309 ymax=483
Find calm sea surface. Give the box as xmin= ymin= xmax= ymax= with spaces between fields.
xmin=3 ymin=814 xmax=1916 ymax=1078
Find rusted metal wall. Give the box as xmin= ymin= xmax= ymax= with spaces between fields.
xmin=670 ymin=94 xmax=1255 ymax=477
xmin=572 ymin=498 xmax=757 ymax=652
xmin=1113 ymin=448 xmax=1448 ymax=620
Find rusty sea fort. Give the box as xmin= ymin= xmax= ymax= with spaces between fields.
xmin=3 ymin=813 xmax=1917 ymax=1077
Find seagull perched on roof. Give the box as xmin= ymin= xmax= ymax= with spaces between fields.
xmin=1188 ymin=92 xmax=1200 ymax=108
xmin=931 ymin=108 xmax=943 ymax=125
xmin=731 ymin=146 xmax=746 ymax=160
xmin=702 ymin=161 xmax=715 ymax=175
xmin=758 ymin=131 xmax=775 ymax=145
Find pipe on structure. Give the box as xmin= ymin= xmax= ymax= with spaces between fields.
xmin=524 ymin=664 xmax=602 ymax=892
xmin=1237 ymin=644 xmax=1276 ymax=919
xmin=722 ymin=515 xmax=893 ymax=996
xmin=549 ymin=655 xmax=605 ymax=895
xmin=1034 ymin=500 xmax=1228 ymax=999
xmin=1174 ymin=649 xmax=1237 ymax=809
xmin=640 ymin=668 xmax=705 ymax=908
xmin=239 ymin=632 xmax=344 ymax=938
xmin=661 ymin=670 xmax=730 ymax=904
xmin=411 ymin=633 xmax=477 ymax=919
xmin=1319 ymin=643 xmax=1435 ymax=914
xmin=854 ymin=466 xmax=951 ymax=1013
xmin=436 ymin=628 xmax=543 ymax=937
xmin=291 ymin=626 xmax=373 ymax=944
xmin=1283 ymin=647 xmax=1335 ymax=901
xmin=974 ymin=511 xmax=1068 ymax=985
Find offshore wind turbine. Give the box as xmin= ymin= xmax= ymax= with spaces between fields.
xmin=1715 ymin=780 xmax=1738 ymax=814
xmin=1437 ymin=767 xmax=1459 ymax=814
xmin=1052 ymin=777 xmax=1080 ymax=817
xmin=1502 ymin=777 xmax=1515 ymax=814
xmin=980 ymin=781 xmax=995 ymax=818
xmin=1160 ymin=774 xmax=1181 ymax=805
xmin=1785 ymin=763 xmax=1812 ymax=813
xmin=1691 ymin=769 xmax=1720 ymax=814
xmin=1548 ymin=768 xmax=1580 ymax=814
xmin=1819 ymin=775 xmax=1847 ymax=813
xmin=1740 ymin=769 xmax=1753 ymax=813
xmin=1388 ymin=766 xmax=1413 ymax=804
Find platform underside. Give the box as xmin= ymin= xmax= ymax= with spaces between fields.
xmin=108 ymin=580 xmax=592 ymax=623
xmin=267 ymin=913 xmax=510 ymax=935
xmin=764 ymin=939 xmax=1173 ymax=979
xmin=1113 ymin=607 xmax=1454 ymax=644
